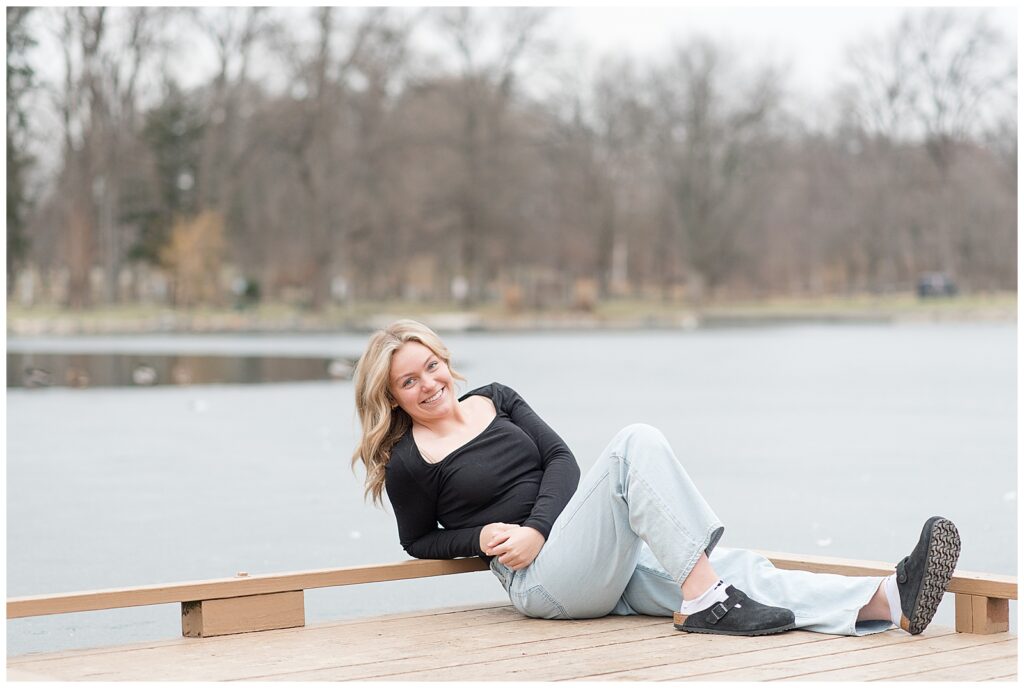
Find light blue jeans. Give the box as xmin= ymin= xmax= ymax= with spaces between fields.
xmin=490 ymin=423 xmax=893 ymax=636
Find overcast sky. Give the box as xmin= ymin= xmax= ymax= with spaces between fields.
xmin=555 ymin=6 xmax=1017 ymax=99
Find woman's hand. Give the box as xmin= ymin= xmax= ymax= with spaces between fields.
xmin=480 ymin=522 xmax=518 ymax=554
xmin=487 ymin=525 xmax=546 ymax=570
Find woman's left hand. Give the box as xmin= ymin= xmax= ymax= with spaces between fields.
xmin=489 ymin=525 xmax=546 ymax=570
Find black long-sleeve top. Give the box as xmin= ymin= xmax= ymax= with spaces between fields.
xmin=384 ymin=382 xmax=581 ymax=561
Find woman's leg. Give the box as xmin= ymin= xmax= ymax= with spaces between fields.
xmin=857 ymin=582 xmax=892 ymax=623
xmin=512 ymin=423 xmax=726 ymax=619
xmin=610 ymin=543 xmax=893 ymax=636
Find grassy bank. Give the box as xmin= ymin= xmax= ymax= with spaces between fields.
xmin=6 ymin=292 xmax=1017 ymax=336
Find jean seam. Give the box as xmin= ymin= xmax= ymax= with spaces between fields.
xmin=519 ymin=584 xmax=571 ymax=620
xmin=540 ymin=585 xmax=571 ymax=619
xmin=491 ymin=559 xmax=518 ymax=594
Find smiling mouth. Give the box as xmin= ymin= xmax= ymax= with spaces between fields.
xmin=421 ymin=386 xmax=445 ymax=405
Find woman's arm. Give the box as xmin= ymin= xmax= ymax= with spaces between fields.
xmin=403 ymin=523 xmax=485 ymax=560
xmin=385 ymin=458 xmax=486 ymax=559
xmin=501 ymin=385 xmax=581 ymax=539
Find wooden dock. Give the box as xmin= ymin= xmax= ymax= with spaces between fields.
xmin=7 ymin=553 xmax=1017 ymax=681
xmin=6 ymin=602 xmax=1017 ymax=681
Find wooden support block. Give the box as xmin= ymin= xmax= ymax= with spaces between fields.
xmin=955 ymin=593 xmax=1009 ymax=634
xmin=182 ymin=590 xmax=305 ymax=638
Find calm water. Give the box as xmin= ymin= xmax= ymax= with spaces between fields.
xmin=6 ymin=324 xmax=1017 ymax=656
xmin=7 ymin=352 xmax=354 ymax=388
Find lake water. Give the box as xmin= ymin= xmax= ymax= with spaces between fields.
xmin=6 ymin=323 xmax=1017 ymax=656
xmin=7 ymin=351 xmax=354 ymax=388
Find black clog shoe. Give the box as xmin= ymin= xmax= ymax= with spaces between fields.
xmin=895 ymin=516 xmax=961 ymax=635
xmin=673 ymin=585 xmax=796 ymax=636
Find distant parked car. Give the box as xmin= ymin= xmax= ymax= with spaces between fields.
xmin=917 ymin=272 xmax=958 ymax=298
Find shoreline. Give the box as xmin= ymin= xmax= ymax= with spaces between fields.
xmin=6 ymin=294 xmax=1016 ymax=336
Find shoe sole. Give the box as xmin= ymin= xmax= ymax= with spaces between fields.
xmin=672 ymin=620 xmax=796 ymax=636
xmin=672 ymin=612 xmax=796 ymax=636
xmin=901 ymin=518 xmax=961 ymax=635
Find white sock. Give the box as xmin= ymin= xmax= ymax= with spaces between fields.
xmin=882 ymin=573 xmax=903 ymax=626
xmin=679 ymin=579 xmax=729 ymax=615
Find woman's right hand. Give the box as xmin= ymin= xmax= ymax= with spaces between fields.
xmin=480 ymin=522 xmax=518 ymax=555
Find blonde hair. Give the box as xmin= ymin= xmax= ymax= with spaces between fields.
xmin=351 ymin=319 xmax=465 ymax=506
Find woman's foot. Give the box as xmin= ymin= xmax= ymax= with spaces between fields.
xmin=673 ymin=585 xmax=796 ymax=636
xmin=888 ymin=516 xmax=961 ymax=635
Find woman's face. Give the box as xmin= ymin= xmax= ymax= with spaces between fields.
xmin=389 ymin=340 xmax=455 ymax=423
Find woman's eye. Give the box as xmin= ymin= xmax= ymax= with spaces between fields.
xmin=428 ymin=361 xmax=438 ymax=370
xmin=402 ymin=378 xmax=414 ymax=388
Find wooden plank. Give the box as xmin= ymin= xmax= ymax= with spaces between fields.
xmin=7 ymin=602 xmax=509 ymax=664
xmin=260 ymin=630 xmax=830 ymax=682
xmin=786 ymin=638 xmax=1016 ymax=681
xmin=6 ymin=610 xmax=798 ymax=682
xmin=956 ymin=592 xmax=976 ymax=633
xmin=7 ymin=558 xmax=490 ymax=618
xmin=8 ymin=553 xmax=1015 ymax=620
xmin=689 ymin=630 xmax=1008 ymax=681
xmin=8 ymin=604 xmax=521 ymax=668
xmin=243 ymin=617 xmax=685 ymax=682
xmin=8 ymin=611 xmax=665 ymax=681
xmin=6 ymin=667 xmax=57 ymax=681
xmin=345 ymin=625 xmax=843 ymax=682
xmin=568 ymin=628 xmax=952 ymax=681
xmin=755 ymin=550 xmax=1017 ymax=600
xmin=888 ymin=655 xmax=1018 ymax=681
xmin=955 ymin=593 xmax=1010 ymax=634
xmin=6 ymin=606 xmax=1015 ymax=684
xmin=181 ymin=590 xmax=305 ymax=637
xmin=249 ymin=613 xmax=665 ymax=668
xmin=7 ymin=603 xmax=516 ymax=680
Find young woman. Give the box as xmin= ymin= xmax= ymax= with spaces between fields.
xmin=352 ymin=319 xmax=961 ymax=637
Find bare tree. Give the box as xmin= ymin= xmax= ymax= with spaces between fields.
xmin=842 ymin=9 xmax=1014 ymax=173
xmin=53 ymin=7 xmax=108 ymax=308
xmin=42 ymin=7 xmax=172 ymax=307
xmin=651 ymin=37 xmax=783 ymax=302
xmin=98 ymin=7 xmax=167 ymax=304
xmin=589 ymin=57 xmax=653 ymax=298
xmin=7 ymin=7 xmax=37 ymax=297
xmin=192 ymin=7 xmax=269 ymax=215
xmin=431 ymin=7 xmax=552 ymax=305
xmin=256 ymin=7 xmax=409 ymax=309
xmin=839 ymin=9 xmax=1016 ymax=290
xmin=344 ymin=9 xmax=419 ymax=301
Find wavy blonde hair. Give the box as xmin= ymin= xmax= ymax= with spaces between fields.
xmin=351 ymin=319 xmax=465 ymax=506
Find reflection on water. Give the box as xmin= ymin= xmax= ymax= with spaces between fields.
xmin=7 ymin=352 xmax=355 ymax=389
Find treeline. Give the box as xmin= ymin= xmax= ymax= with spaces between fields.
xmin=6 ymin=7 xmax=1017 ymax=310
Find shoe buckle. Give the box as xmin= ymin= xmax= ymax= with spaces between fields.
xmin=896 ymin=556 xmax=909 ymax=584
xmin=708 ymin=602 xmax=730 ymax=624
